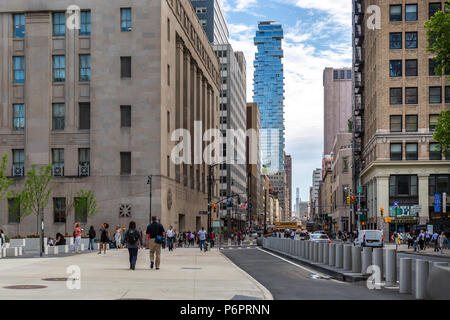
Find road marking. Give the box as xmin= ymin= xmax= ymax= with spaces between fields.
xmin=257 ymin=248 xmax=345 ymax=284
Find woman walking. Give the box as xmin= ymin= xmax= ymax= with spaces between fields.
xmin=114 ymin=226 xmax=122 ymax=249
xmin=439 ymin=232 xmax=447 ymax=254
xmin=98 ymin=223 xmax=109 ymax=254
xmin=124 ymin=221 xmax=143 ymax=270
xmin=88 ymin=226 xmax=96 ymax=251
xmin=72 ymin=223 xmax=82 ymax=254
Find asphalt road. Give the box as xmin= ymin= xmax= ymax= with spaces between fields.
xmin=222 ymin=247 xmax=413 ymax=300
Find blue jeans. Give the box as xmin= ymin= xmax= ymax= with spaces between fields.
xmin=88 ymin=239 xmax=95 ymax=251
xmin=200 ymin=240 xmax=206 ymax=251
xmin=128 ymin=248 xmax=138 ymax=267
xmin=167 ymin=237 xmax=174 ymax=251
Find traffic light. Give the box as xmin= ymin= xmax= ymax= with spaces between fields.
xmin=351 ymin=196 xmax=355 ymax=204
xmin=347 ymin=196 xmax=351 ymax=204
xmin=380 ymin=207 xmax=384 ymax=216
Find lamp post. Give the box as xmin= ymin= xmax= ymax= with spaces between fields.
xmin=147 ymin=176 xmax=152 ymax=224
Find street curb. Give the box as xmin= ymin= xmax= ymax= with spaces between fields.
xmin=397 ymin=250 xmax=450 ymax=260
xmin=262 ymin=248 xmax=369 ymax=283
xmin=219 ymin=251 xmax=274 ymax=300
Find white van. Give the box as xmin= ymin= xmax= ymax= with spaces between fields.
xmin=354 ymin=230 xmax=383 ymax=248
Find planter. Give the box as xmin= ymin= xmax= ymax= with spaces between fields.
xmin=65 ymin=237 xmax=74 ymax=246
xmin=56 ymin=244 xmax=69 ymax=253
xmin=25 ymin=237 xmax=48 ymax=252
xmin=47 ymin=246 xmax=59 ymax=255
xmin=10 ymin=239 xmax=26 ymax=247
xmin=80 ymin=238 xmax=90 ymax=248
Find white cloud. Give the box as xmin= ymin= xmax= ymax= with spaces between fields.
xmin=222 ymin=0 xmax=258 ymax=12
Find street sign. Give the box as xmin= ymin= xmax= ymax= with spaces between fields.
xmin=434 ymin=193 xmax=442 ymax=213
xmin=393 ymin=201 xmax=399 ymax=208
xmin=199 ymin=211 xmax=208 ymax=215
xmin=357 ymin=186 xmax=363 ymax=194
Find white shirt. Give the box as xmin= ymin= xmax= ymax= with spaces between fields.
xmin=198 ymin=230 xmax=207 ymax=241
xmin=167 ymin=229 xmax=175 ymax=238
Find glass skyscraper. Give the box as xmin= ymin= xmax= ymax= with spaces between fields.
xmin=253 ymin=21 xmax=285 ymax=173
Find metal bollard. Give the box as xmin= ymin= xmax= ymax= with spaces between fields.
xmin=399 ymin=258 xmax=412 ymax=294
xmin=314 ymin=242 xmax=319 ymax=262
xmin=323 ymin=243 xmax=329 ymax=264
xmin=385 ymin=249 xmax=397 ymax=287
xmin=373 ymin=248 xmax=383 ymax=279
xmin=343 ymin=245 xmax=352 ymax=271
xmin=309 ymin=241 xmax=313 ymax=261
xmin=335 ymin=243 xmax=343 ymax=268
xmin=352 ymin=246 xmax=362 ymax=273
xmin=318 ymin=243 xmax=324 ymax=263
xmin=361 ymin=247 xmax=373 ymax=275
xmin=416 ymin=260 xmax=429 ymax=300
xmin=329 ymin=243 xmax=336 ymax=266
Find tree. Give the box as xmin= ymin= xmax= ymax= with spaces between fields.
xmin=433 ymin=109 xmax=450 ymax=157
xmin=74 ymin=189 xmax=98 ymax=224
xmin=15 ymin=164 xmax=53 ymax=256
xmin=0 ymin=153 xmax=13 ymax=199
xmin=425 ymin=4 xmax=450 ymax=79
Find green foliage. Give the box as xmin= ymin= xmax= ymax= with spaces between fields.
xmin=433 ymin=109 xmax=450 ymax=156
xmin=425 ymin=4 xmax=450 ymax=79
xmin=348 ymin=119 xmax=353 ymax=133
xmin=74 ymin=189 xmax=98 ymax=222
xmin=0 ymin=153 xmax=13 ymax=200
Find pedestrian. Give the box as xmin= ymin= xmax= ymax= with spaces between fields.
xmin=425 ymin=231 xmax=431 ymax=248
xmin=71 ymin=223 xmax=82 ymax=254
xmin=407 ymin=233 xmax=413 ymax=249
xmin=0 ymin=229 xmax=5 ymax=248
xmin=210 ymin=231 xmax=215 ymax=248
xmin=413 ymin=235 xmax=418 ymax=252
xmin=198 ymin=227 xmax=207 ymax=251
xmin=439 ymin=232 xmax=447 ymax=254
xmin=88 ymin=226 xmax=96 ymax=251
xmin=431 ymin=231 xmax=439 ymax=252
xmin=98 ymin=223 xmax=109 ymax=254
xmin=418 ymin=230 xmax=425 ymax=251
xmin=55 ymin=232 xmax=66 ymax=246
xmin=124 ymin=221 xmax=143 ymax=270
xmin=166 ymin=225 xmax=175 ymax=252
xmin=146 ymin=216 xmax=165 ymax=270
xmin=114 ymin=226 xmax=122 ymax=249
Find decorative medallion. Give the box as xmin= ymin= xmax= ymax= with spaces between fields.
xmin=119 ymin=204 xmax=132 ymax=218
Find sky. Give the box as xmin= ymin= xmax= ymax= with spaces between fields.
xmin=221 ymin=0 xmax=353 ymax=203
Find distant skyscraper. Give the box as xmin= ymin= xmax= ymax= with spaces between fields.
xmin=254 ymin=21 xmax=285 ymax=173
xmin=284 ymin=154 xmax=292 ymax=218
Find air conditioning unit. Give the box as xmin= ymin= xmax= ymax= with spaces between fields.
xmin=78 ymin=164 xmax=90 ymax=177
xmin=12 ymin=165 xmax=24 ymax=177
xmin=52 ymin=164 xmax=64 ymax=177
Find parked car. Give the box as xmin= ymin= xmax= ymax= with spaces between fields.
xmin=309 ymin=233 xmax=332 ymax=244
xmin=354 ymin=230 xmax=383 ymax=248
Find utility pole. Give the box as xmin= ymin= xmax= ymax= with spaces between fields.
xmin=40 ymin=207 xmax=44 ymax=257
xmin=264 ymin=188 xmax=267 ymax=234
xmin=147 ymin=176 xmax=152 ymax=224
xmin=207 ymin=165 xmax=212 ymax=235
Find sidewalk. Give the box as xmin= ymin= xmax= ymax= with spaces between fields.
xmin=384 ymin=243 xmax=450 ymax=259
xmin=0 ymin=248 xmax=272 ymax=300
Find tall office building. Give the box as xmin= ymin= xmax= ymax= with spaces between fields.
xmin=190 ymin=0 xmax=229 ymax=44
xmin=310 ymin=168 xmax=322 ymax=216
xmin=0 ymin=0 xmax=220 ymax=236
xmin=353 ymin=0 xmax=450 ymax=235
xmin=247 ymin=102 xmax=261 ymax=229
xmin=254 ymin=21 xmax=285 ymax=173
xmin=284 ymin=153 xmax=292 ymax=219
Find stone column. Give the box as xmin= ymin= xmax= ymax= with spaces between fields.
xmin=377 ymin=176 xmax=390 ymax=237
xmin=418 ymin=175 xmax=429 ymax=225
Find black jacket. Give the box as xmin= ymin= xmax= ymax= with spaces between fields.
xmin=146 ymin=222 xmax=165 ymax=239
xmin=88 ymin=229 xmax=96 ymax=239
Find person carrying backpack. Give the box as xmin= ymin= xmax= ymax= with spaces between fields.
xmin=146 ymin=216 xmax=165 ymax=270
xmin=124 ymin=221 xmax=143 ymax=270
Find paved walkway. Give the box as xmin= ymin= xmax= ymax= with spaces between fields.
xmin=384 ymin=244 xmax=450 ymax=259
xmin=0 ymin=248 xmax=272 ymax=300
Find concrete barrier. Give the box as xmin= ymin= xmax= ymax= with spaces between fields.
xmin=352 ymin=246 xmax=362 ymax=273
xmin=335 ymin=243 xmax=343 ymax=268
xmin=10 ymin=239 xmax=26 ymax=247
xmin=329 ymin=243 xmax=336 ymax=266
xmin=5 ymin=247 xmax=18 ymax=257
xmin=416 ymin=260 xmax=429 ymax=300
xmin=399 ymin=258 xmax=412 ymax=294
xmin=323 ymin=243 xmax=329 ymax=264
xmin=25 ymin=237 xmax=48 ymax=252
xmin=47 ymin=246 xmax=59 ymax=255
xmin=385 ymin=249 xmax=397 ymax=286
xmin=362 ymin=247 xmax=372 ymax=275
xmin=373 ymin=248 xmax=383 ymax=279
xmin=343 ymin=245 xmax=352 ymax=271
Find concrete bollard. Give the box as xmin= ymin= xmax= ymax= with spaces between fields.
xmin=416 ymin=260 xmax=429 ymax=300
xmin=318 ymin=243 xmax=323 ymax=263
xmin=373 ymin=248 xmax=384 ymax=279
xmin=329 ymin=243 xmax=336 ymax=266
xmin=309 ymin=241 xmax=313 ymax=260
xmin=361 ymin=247 xmax=373 ymax=275
xmin=399 ymin=258 xmax=412 ymax=294
xmin=352 ymin=246 xmax=362 ymax=273
xmin=343 ymin=245 xmax=352 ymax=271
xmin=312 ymin=242 xmax=318 ymax=262
xmin=335 ymin=243 xmax=343 ymax=268
xmin=323 ymin=243 xmax=329 ymax=264
xmin=385 ymin=249 xmax=397 ymax=286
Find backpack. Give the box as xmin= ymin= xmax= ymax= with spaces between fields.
xmin=127 ymin=230 xmax=139 ymax=245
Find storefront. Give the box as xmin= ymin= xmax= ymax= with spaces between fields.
xmin=428 ymin=175 xmax=450 ymax=233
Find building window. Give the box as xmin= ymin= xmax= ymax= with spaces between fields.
xmin=405 ymin=4 xmax=418 ymax=21
xmin=406 ymin=143 xmax=418 ymax=160
xmin=389 ymin=175 xmax=418 ymax=197
xmin=52 ymin=56 xmax=65 ymax=82
xmin=53 ymin=198 xmax=66 ymax=223
xmin=429 ymin=59 xmax=439 ymax=76
xmin=405 ymin=32 xmax=418 ymax=49
xmin=199 ymin=19 xmax=207 ymax=27
xmin=390 ymin=115 xmax=402 ymax=132
xmin=405 ymin=87 xmax=418 ymax=104
xmin=79 ymin=148 xmax=90 ymax=166
xmin=52 ymin=104 xmax=65 ymax=130
xmin=120 ymin=152 xmax=131 ymax=175
xmin=121 ymin=57 xmax=132 ymax=78
xmin=79 ymin=103 xmax=90 ymax=129
xmin=13 ymin=149 xmax=24 ymax=169
xmin=333 ymin=70 xmax=338 ymax=79
xmin=430 ymin=143 xmax=442 ymax=160
xmin=405 ymin=115 xmax=418 ymax=132
xmin=445 ymin=86 xmax=450 ymax=103
xmin=390 ymin=60 xmax=402 ymax=77
xmin=342 ymin=157 xmax=349 ymax=173
xmin=8 ymin=198 xmax=20 ymax=224
xmin=52 ymin=148 xmax=64 ymax=166
xmin=195 ymin=7 xmax=207 ymax=14
xmin=390 ymin=143 xmax=402 ymax=160
xmin=119 ymin=105 xmax=131 ymax=128
xmin=347 ymin=70 xmax=352 ymax=79
xmin=80 ymin=11 xmax=91 ymax=36
xmin=13 ymin=14 xmax=25 ymax=38
xmin=429 ymin=86 xmax=442 ymax=104
xmin=405 ymin=59 xmax=418 ymax=76
xmin=121 ymin=8 xmax=132 ymax=32
xmin=53 ymin=12 xmax=66 ymax=37
xmin=389 ymin=33 xmax=402 ymax=49
xmin=390 ymin=5 xmax=402 ymax=22
xmin=429 ymin=175 xmax=450 ymax=196
xmin=340 ymin=70 xmax=345 ymax=79
xmin=13 ymin=56 xmax=24 ymax=83
xmin=79 ymin=54 xmax=91 ymax=81
xmin=429 ymin=3 xmax=442 ymax=19
xmin=390 ymin=88 xmax=402 ymax=105
xmin=13 ymin=104 xmax=25 ymax=130
xmin=429 ymin=114 xmax=439 ymax=131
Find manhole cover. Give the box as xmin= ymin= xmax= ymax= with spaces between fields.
xmin=3 ymin=285 xmax=47 ymax=290
xmin=181 ymin=267 xmax=202 ymax=270
xmin=42 ymin=278 xmax=69 ymax=281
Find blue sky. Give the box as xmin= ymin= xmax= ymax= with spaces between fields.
xmin=221 ymin=0 xmax=352 ymax=203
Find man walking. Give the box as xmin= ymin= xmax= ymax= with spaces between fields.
xmin=166 ymin=225 xmax=175 ymax=252
xmin=198 ymin=227 xmax=207 ymax=252
xmin=431 ymin=231 xmax=439 ymax=252
xmin=146 ymin=216 xmax=165 ymax=270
